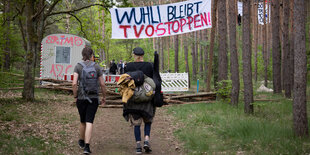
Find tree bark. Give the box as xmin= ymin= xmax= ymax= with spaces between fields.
xmin=3 ymin=0 xmax=11 ymax=71
xmin=160 ymin=37 xmax=164 ymax=71
xmin=199 ymin=30 xmax=204 ymax=79
xmin=293 ymin=0 xmax=308 ymax=137
xmin=101 ymin=9 xmax=106 ymax=62
xmin=183 ymin=33 xmax=190 ymax=88
xmin=204 ymin=30 xmax=209 ymax=88
xmin=282 ymin=0 xmax=292 ymax=98
xmin=207 ymin=0 xmax=218 ymax=92
xmin=192 ymin=32 xmax=197 ymax=80
xmin=289 ymin=0 xmax=294 ymax=94
xmin=242 ymin=0 xmax=254 ymax=114
xmin=263 ymin=0 xmax=268 ymax=87
xmin=254 ymin=2 xmax=259 ymax=82
xmin=217 ymin=0 xmax=228 ymax=82
xmin=174 ymin=35 xmax=179 ymax=72
xmin=229 ymin=0 xmax=240 ymax=105
xmin=23 ymin=0 xmax=37 ymax=101
xmin=65 ymin=0 xmax=74 ymax=33
xmin=195 ymin=31 xmax=199 ymax=78
xmin=272 ymin=0 xmax=282 ymax=93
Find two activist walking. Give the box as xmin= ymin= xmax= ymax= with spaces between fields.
xmin=119 ymin=47 xmax=164 ymax=154
xmin=72 ymin=46 xmax=163 ymax=154
xmin=72 ymin=47 xmax=107 ymax=154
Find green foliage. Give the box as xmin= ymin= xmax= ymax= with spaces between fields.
xmin=0 ymin=72 xmax=24 ymax=89
xmin=0 ymin=21 xmax=25 ymax=71
xmin=167 ymin=95 xmax=310 ymax=154
xmin=216 ymin=80 xmax=232 ymax=103
xmin=0 ymin=133 xmax=59 ymax=155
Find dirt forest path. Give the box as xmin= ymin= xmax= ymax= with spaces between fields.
xmin=85 ymin=107 xmax=184 ymax=155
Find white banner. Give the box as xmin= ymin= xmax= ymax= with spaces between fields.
xmin=238 ymin=2 xmax=243 ymax=16
xmin=109 ymin=0 xmax=212 ymax=39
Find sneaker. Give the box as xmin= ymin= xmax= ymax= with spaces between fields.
xmin=136 ymin=142 xmax=142 ymax=154
xmin=143 ymin=141 xmax=152 ymax=153
xmin=136 ymin=147 xmax=142 ymax=154
xmin=78 ymin=139 xmax=85 ymax=149
xmin=83 ymin=144 xmax=92 ymax=154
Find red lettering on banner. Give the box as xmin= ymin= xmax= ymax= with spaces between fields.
xmin=172 ymin=20 xmax=180 ymax=33
xmin=201 ymin=12 xmax=208 ymax=26
xmin=156 ymin=23 xmax=166 ymax=36
xmin=164 ymin=21 xmax=173 ymax=34
xmin=187 ymin=16 xmax=194 ymax=30
xmin=194 ymin=14 xmax=201 ymax=28
xmin=133 ymin=25 xmax=144 ymax=38
xmin=116 ymin=11 xmax=212 ymax=38
xmin=120 ymin=25 xmax=131 ymax=38
xmin=145 ymin=25 xmax=154 ymax=37
xmin=180 ymin=18 xmax=187 ymax=32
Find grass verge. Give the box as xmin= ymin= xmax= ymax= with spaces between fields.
xmin=167 ymin=93 xmax=310 ymax=154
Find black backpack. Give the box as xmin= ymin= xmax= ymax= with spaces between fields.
xmin=79 ymin=62 xmax=98 ymax=103
xmin=127 ymin=70 xmax=144 ymax=87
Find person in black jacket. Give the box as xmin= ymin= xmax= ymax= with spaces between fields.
xmin=124 ymin=47 xmax=155 ymax=154
xmin=109 ymin=60 xmax=117 ymax=74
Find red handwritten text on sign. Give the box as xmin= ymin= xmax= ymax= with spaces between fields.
xmin=49 ymin=64 xmax=72 ymax=78
xmin=46 ymin=35 xmax=83 ymax=46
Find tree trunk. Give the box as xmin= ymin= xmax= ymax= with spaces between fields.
xmin=242 ymin=0 xmax=254 ymax=114
xmin=174 ymin=35 xmax=179 ymax=72
xmin=204 ymin=30 xmax=209 ymax=88
xmin=254 ymin=2 xmax=259 ymax=82
xmin=65 ymin=0 xmax=74 ymax=33
xmin=229 ymin=0 xmax=240 ymax=105
xmin=3 ymin=0 xmax=11 ymax=71
xmin=160 ymin=37 xmax=164 ymax=71
xmin=272 ymin=0 xmax=282 ymax=93
xmin=23 ymin=0 xmax=37 ymax=101
xmin=282 ymin=0 xmax=291 ymax=98
xmin=289 ymin=0 xmax=294 ymax=93
xmin=217 ymin=0 xmax=228 ymax=82
xmin=292 ymin=0 xmax=308 ymax=137
xmin=293 ymin=0 xmax=308 ymax=137
xmin=184 ymin=34 xmax=189 ymax=74
xmin=199 ymin=30 xmax=204 ymax=79
xmin=207 ymin=0 xmax=218 ymax=92
xmin=192 ymin=32 xmax=197 ymax=80
xmin=101 ymin=10 xmax=106 ymax=62
xmin=167 ymin=37 xmax=171 ymax=72
xmin=263 ymin=0 xmax=268 ymax=87
xmin=195 ymin=31 xmax=199 ymax=78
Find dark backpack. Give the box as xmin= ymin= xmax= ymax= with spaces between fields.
xmin=129 ymin=75 xmax=156 ymax=103
xmin=79 ymin=62 xmax=98 ymax=103
xmin=127 ymin=70 xmax=144 ymax=87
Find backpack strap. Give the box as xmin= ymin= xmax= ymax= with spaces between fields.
xmin=78 ymin=62 xmax=87 ymax=68
xmin=78 ymin=61 xmax=93 ymax=103
xmin=89 ymin=61 xmax=96 ymax=67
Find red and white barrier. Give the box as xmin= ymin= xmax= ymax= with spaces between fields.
xmin=104 ymin=75 xmax=120 ymax=83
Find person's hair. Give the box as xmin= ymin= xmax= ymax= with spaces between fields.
xmin=82 ymin=47 xmax=94 ymax=61
xmin=134 ymin=54 xmax=144 ymax=62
